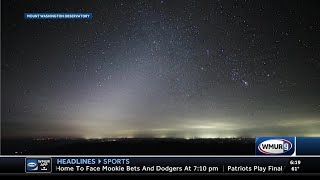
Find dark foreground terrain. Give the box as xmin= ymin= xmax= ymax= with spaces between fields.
xmin=2 ymin=138 xmax=255 ymax=155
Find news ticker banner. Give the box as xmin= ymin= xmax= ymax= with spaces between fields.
xmin=0 ymin=137 xmax=319 ymax=174
xmin=0 ymin=157 xmax=318 ymax=174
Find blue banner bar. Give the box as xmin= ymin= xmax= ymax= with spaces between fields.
xmin=24 ymin=13 xmax=92 ymax=20
xmin=296 ymin=137 xmax=320 ymax=155
xmin=2 ymin=156 xmax=320 ymax=174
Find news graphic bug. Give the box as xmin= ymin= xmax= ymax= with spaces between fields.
xmin=258 ymin=139 xmax=293 ymax=155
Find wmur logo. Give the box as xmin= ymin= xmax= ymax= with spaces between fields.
xmin=26 ymin=160 xmax=38 ymax=171
xmin=256 ymin=137 xmax=295 ymax=155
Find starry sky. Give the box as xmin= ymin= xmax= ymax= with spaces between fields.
xmin=2 ymin=0 xmax=320 ymax=139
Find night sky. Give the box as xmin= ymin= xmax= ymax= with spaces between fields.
xmin=2 ymin=0 xmax=320 ymax=139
